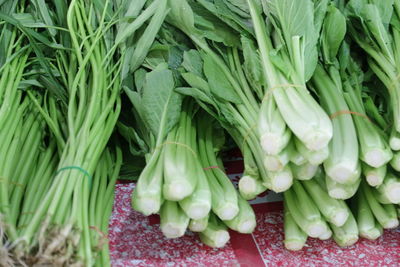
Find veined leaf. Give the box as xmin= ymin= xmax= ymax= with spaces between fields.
xmin=182 ymin=72 xmax=210 ymax=92
xmin=175 ymin=87 xmax=217 ymax=108
xmin=191 ymin=2 xmax=239 ymax=46
xmin=370 ymin=0 xmax=394 ymax=25
xmin=224 ymin=0 xmax=250 ymax=16
xmin=241 ymin=36 xmax=264 ymax=85
xmin=142 ymin=68 xmax=183 ymax=140
xmin=18 ymin=79 xmax=43 ymax=89
xmin=124 ymin=87 xmax=145 ymax=122
xmin=362 ymin=4 xmax=394 ymax=60
xmin=134 ymin=68 xmax=147 ymax=94
xmin=115 ymin=0 xmax=159 ymax=46
xmin=265 ymin=0 xmax=319 ymax=81
xmin=119 ymin=0 xmax=147 ymax=20
xmin=182 ymin=50 xmax=204 ymax=77
xmin=12 ymin=13 xmax=47 ymax=28
xmin=266 ymin=0 xmax=314 ymax=51
xmin=314 ymin=0 xmax=330 ymax=33
xmin=321 ymin=5 xmax=347 ymax=64
xmin=167 ymin=0 xmax=198 ymax=35
xmin=117 ymin=122 xmax=149 ymax=156
xmin=129 ymin=0 xmax=168 ymax=72
xmin=168 ymin=46 xmax=184 ymax=71
xmin=203 ymin=54 xmax=241 ymax=103
xmin=196 ymin=0 xmax=253 ymax=35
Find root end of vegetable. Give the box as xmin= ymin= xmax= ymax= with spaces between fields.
xmin=284 ymin=240 xmax=305 ymax=251
xmin=331 ymin=210 xmax=349 ymax=227
xmin=237 ymin=219 xmax=256 ymax=234
xmin=386 ymin=185 xmax=400 ymax=204
xmin=161 ymin=223 xmax=186 ymax=238
xmin=217 ymin=204 xmax=239 ymax=221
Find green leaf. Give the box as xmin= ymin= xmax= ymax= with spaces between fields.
xmin=266 ymin=0 xmax=314 ymax=51
xmin=314 ymin=0 xmax=330 ymax=33
xmin=212 ymin=121 xmax=226 ymax=151
xmin=168 ymin=46 xmax=184 ymax=70
xmin=18 ymin=79 xmax=43 ymax=89
xmin=391 ymin=8 xmax=400 ymax=31
xmin=12 ymin=13 xmax=47 ymax=28
xmin=370 ymin=0 xmax=394 ymax=25
xmin=338 ymin=41 xmax=351 ymax=72
xmin=134 ymin=68 xmax=147 ymax=94
xmin=182 ymin=50 xmax=204 ymax=77
xmin=142 ymin=68 xmax=183 ymax=140
xmin=241 ymin=36 xmax=264 ymax=85
xmin=31 ymin=0 xmax=56 ymax=36
xmin=222 ymin=0 xmax=250 ymax=17
xmin=175 ymin=87 xmax=216 ymax=107
xmin=0 ymin=11 xmax=67 ymax=103
xmin=167 ymin=0 xmax=198 ymax=34
xmin=361 ymin=4 xmax=394 ymax=60
xmin=197 ymin=0 xmax=254 ymax=35
xmin=182 ymin=72 xmax=210 ymax=92
xmin=265 ymin=0 xmax=319 ymax=81
xmin=129 ymin=0 xmax=168 ymax=72
xmin=203 ymin=54 xmax=241 ymax=103
xmin=269 ymin=49 xmax=294 ymax=79
xmin=119 ymin=0 xmax=147 ymax=19
xmin=143 ymin=43 xmax=169 ymax=70
xmin=218 ymin=100 xmax=239 ymax=126
xmin=117 ymin=122 xmax=149 ymax=156
xmin=115 ymin=0 xmax=159 ymax=46
xmin=321 ymin=5 xmax=346 ymax=63
xmin=124 ymin=87 xmax=146 ymax=122
xmin=191 ymin=2 xmax=240 ymax=46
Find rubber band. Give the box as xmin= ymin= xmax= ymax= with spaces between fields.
xmin=89 ymin=226 xmax=108 ymax=238
xmin=90 ymin=225 xmax=108 ymax=247
xmin=241 ymin=123 xmax=258 ymax=150
xmin=203 ymin=166 xmax=220 ymax=171
xmin=389 ymin=73 xmax=400 ymax=90
xmin=155 ymin=141 xmax=197 ymax=158
xmin=56 ymin=166 xmax=92 ymax=188
xmin=263 ymin=84 xmax=306 ymax=101
xmin=330 ymin=110 xmax=373 ymax=123
xmin=0 ymin=177 xmax=24 ymax=188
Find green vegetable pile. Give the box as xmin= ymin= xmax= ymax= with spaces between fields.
xmin=1 ymin=0 xmax=400 ymax=265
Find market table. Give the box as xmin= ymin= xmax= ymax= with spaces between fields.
xmin=109 ymin=156 xmax=400 ymax=267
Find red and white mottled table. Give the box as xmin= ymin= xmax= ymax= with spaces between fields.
xmin=109 ymin=157 xmax=400 ymax=267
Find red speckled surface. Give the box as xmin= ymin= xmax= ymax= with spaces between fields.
xmin=109 ymin=183 xmax=400 ymax=267
xmin=109 ymin=155 xmax=400 ymax=267
xmin=109 ymin=184 xmax=239 ymax=267
xmin=253 ymin=210 xmax=400 ymax=267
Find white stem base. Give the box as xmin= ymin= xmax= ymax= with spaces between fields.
xmin=216 ymin=203 xmax=239 ymax=221
xmin=161 ymin=223 xmax=186 ymax=238
xmin=331 ymin=210 xmax=349 ymax=227
xmin=284 ymin=240 xmax=306 ymax=251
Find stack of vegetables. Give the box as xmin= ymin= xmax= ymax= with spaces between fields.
xmin=0 ymin=0 xmax=162 ymax=265
xmin=125 ymin=0 xmax=400 ymax=251
xmin=1 ymin=0 xmax=400 ymax=265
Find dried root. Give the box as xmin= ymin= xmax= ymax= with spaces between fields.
xmin=1 ymin=215 xmax=105 ymax=267
xmin=0 ymin=216 xmax=15 ymax=267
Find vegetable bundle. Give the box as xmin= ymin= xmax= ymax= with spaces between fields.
xmin=126 ymin=0 xmax=400 ymax=251
xmin=0 ymin=0 xmax=163 ymax=265
xmin=1 ymin=0 xmax=400 ymax=265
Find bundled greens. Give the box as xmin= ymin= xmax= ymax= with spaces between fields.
xmin=0 ymin=0 xmax=166 ymax=265
xmin=2 ymin=0 xmax=400 ymax=263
